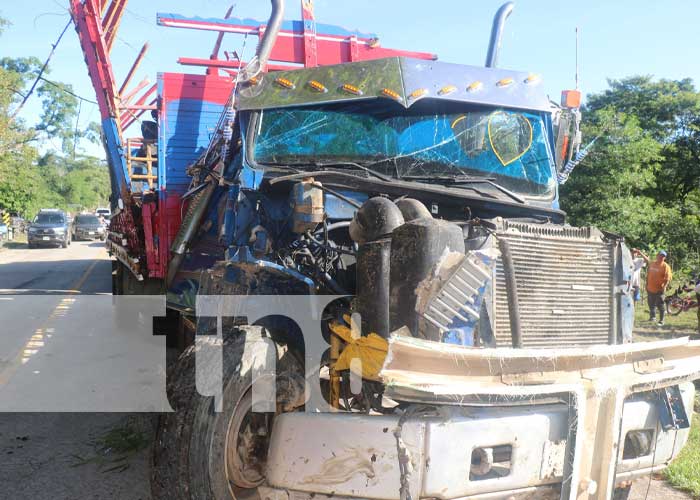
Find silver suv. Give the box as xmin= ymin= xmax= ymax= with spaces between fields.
xmin=27 ymin=209 xmax=71 ymax=249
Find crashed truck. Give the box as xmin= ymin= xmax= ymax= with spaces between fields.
xmin=71 ymin=0 xmax=700 ymax=499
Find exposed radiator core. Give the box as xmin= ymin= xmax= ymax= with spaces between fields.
xmin=493 ymin=222 xmax=615 ymax=348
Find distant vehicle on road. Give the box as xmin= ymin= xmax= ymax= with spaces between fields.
xmin=95 ymin=207 xmax=111 ymax=221
xmin=27 ymin=209 xmax=71 ymax=249
xmin=72 ymin=214 xmax=106 ymax=241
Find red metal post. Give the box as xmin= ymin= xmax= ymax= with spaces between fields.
xmin=178 ymin=57 xmax=298 ymax=72
xmin=122 ymin=97 xmax=157 ymax=131
xmin=208 ymin=5 xmax=235 ymax=76
xmin=118 ymin=42 xmax=149 ymax=96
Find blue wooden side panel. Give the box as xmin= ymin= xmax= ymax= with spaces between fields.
xmin=158 ymin=83 xmax=226 ymax=195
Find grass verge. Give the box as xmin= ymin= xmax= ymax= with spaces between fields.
xmin=0 ymin=233 xmax=27 ymax=251
xmin=633 ymin=301 xmax=698 ymax=338
xmin=665 ymin=412 xmax=700 ymax=498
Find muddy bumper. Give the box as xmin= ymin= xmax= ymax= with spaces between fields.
xmin=264 ymin=337 xmax=700 ymax=500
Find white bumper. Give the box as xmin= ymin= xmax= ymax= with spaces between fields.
xmin=264 ymin=382 xmax=694 ymax=500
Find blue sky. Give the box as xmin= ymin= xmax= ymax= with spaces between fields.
xmin=2 ymin=0 xmax=699 ymax=157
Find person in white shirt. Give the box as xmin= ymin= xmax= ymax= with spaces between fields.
xmin=631 ymin=249 xmax=646 ymax=302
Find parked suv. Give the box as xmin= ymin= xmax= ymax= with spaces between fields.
xmin=27 ymin=209 xmax=71 ymax=248
xmin=72 ymin=214 xmax=106 ymax=241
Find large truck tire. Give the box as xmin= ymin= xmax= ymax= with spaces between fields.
xmin=112 ymin=260 xmax=164 ymax=331
xmin=151 ymin=325 xmax=304 ymax=500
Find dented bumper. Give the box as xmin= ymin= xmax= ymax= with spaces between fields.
xmin=265 ymin=337 xmax=700 ymax=500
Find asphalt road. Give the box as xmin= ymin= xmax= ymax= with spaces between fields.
xmin=0 ymin=241 xmax=691 ymax=499
xmin=0 ymin=241 xmax=154 ymax=500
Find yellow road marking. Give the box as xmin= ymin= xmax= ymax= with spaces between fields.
xmin=70 ymin=259 xmax=99 ymax=293
xmin=0 ymin=257 xmax=99 ymax=386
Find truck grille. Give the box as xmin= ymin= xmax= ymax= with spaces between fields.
xmin=494 ymin=222 xmax=614 ymax=348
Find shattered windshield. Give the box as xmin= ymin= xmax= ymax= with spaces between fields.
xmin=253 ymin=101 xmax=556 ymax=198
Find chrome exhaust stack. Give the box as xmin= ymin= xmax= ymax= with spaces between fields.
xmin=240 ymin=0 xmax=286 ymax=81
xmin=485 ymin=2 xmax=514 ymax=68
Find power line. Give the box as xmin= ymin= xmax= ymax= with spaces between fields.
xmin=10 ymin=17 xmax=72 ymax=120
xmin=37 ymin=76 xmax=98 ymax=105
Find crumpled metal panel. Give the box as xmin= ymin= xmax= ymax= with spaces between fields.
xmin=236 ymin=57 xmax=551 ymax=112
xmin=493 ymin=222 xmax=614 ymax=347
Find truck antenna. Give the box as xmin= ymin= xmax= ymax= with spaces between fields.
xmin=575 ymin=26 xmax=579 ymax=90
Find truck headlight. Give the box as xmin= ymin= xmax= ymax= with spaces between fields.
xmin=53 ymin=228 xmax=65 ymax=234
xmin=28 ymin=227 xmax=37 ymax=233
xmin=97 ymin=227 xmax=105 ymax=233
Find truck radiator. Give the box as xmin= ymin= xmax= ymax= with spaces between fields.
xmin=494 ymin=222 xmax=615 ymax=348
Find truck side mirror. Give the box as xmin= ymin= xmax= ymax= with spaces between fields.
xmin=553 ymin=90 xmax=582 ymax=172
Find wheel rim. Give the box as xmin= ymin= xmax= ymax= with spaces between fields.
xmin=224 ymin=390 xmax=271 ymax=492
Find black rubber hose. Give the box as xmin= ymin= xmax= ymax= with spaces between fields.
xmin=166 ymin=183 xmax=216 ymax=285
xmin=498 ymin=238 xmax=523 ymax=348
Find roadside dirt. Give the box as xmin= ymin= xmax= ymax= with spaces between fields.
xmin=630 ymin=477 xmax=695 ymax=499
xmin=0 ymin=413 xmax=153 ymax=500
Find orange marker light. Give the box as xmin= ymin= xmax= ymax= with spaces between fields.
xmin=307 ymin=80 xmax=328 ymax=93
xmin=248 ymin=76 xmax=260 ymax=86
xmin=467 ymin=81 xmax=483 ymax=92
xmin=381 ymin=88 xmax=403 ymax=101
xmin=438 ymin=85 xmax=457 ymax=96
xmin=409 ymin=88 xmax=429 ymax=100
xmin=341 ymin=84 xmax=364 ymax=96
xmin=524 ymin=74 xmax=540 ymax=84
xmin=496 ymin=77 xmax=514 ymax=87
xmin=274 ymin=77 xmax=296 ymax=89
xmin=561 ymin=89 xmax=582 ymax=108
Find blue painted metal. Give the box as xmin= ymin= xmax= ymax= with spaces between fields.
xmin=160 ymin=97 xmax=227 ymax=194
xmin=619 ymin=244 xmax=635 ymax=342
xmin=223 ymin=184 xmax=241 ymax=248
xmin=156 ymin=12 xmax=378 ymax=40
xmin=228 ymin=246 xmax=316 ymax=290
xmin=101 ymin=117 xmax=131 ymax=201
xmin=324 ymin=191 xmax=367 ymax=219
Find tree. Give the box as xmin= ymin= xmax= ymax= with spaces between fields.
xmin=561 ymin=76 xmax=700 ymax=276
xmin=0 ymin=15 xmax=109 ymax=216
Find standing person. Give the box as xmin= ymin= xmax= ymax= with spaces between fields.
xmin=630 ymin=249 xmax=646 ymax=303
xmin=636 ymin=249 xmax=673 ymax=325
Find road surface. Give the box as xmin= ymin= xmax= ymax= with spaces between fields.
xmin=0 ymin=241 xmax=154 ymax=499
xmin=0 ymin=241 xmax=692 ymax=499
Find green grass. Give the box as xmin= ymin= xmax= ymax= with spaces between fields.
xmin=71 ymin=421 xmax=151 ymax=473
xmin=666 ymin=412 xmax=700 ymax=497
xmin=633 ymin=301 xmax=698 ymax=339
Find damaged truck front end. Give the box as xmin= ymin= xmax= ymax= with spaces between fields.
xmin=156 ymin=32 xmax=699 ymax=500
xmin=260 ymin=339 xmax=698 ymax=500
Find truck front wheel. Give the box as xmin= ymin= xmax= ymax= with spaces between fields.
xmin=151 ymin=325 xmax=304 ymax=500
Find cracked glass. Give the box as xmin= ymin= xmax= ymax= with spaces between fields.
xmin=253 ymin=101 xmax=556 ymax=198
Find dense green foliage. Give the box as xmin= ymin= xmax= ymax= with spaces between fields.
xmin=561 ymin=76 xmax=700 ymax=278
xmin=0 ymin=15 xmax=107 ymax=218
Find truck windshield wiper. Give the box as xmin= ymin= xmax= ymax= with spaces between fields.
xmin=260 ymin=160 xmax=392 ymax=183
xmin=401 ymin=175 xmax=525 ymax=204
xmin=308 ymin=161 xmax=393 ymax=182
